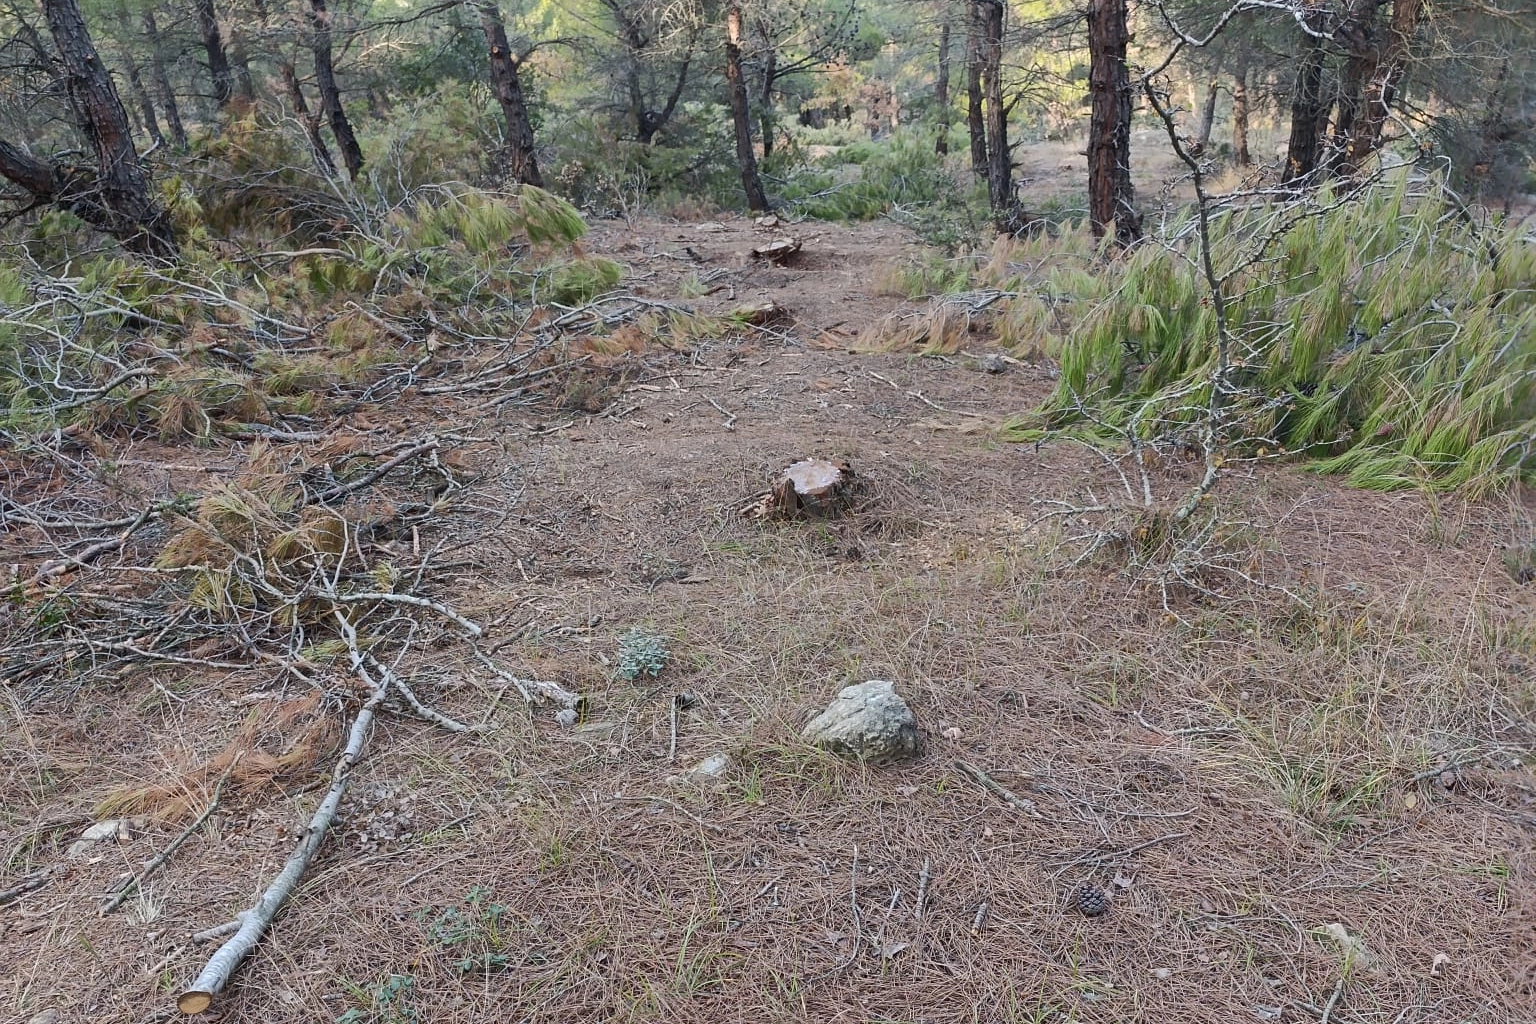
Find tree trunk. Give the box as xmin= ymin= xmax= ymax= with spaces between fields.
xmin=194 ymin=0 xmax=234 ymax=109
xmin=5 ymin=0 xmax=179 ymax=260
xmin=934 ymin=17 xmax=951 ymax=154
xmin=1282 ymin=13 xmax=1329 ymax=185
xmin=230 ymin=27 xmax=257 ymax=105
xmin=1231 ymin=65 xmax=1250 ymax=166
xmin=121 ymin=48 xmax=164 ymax=147
xmin=283 ymin=64 xmax=337 ymax=173
xmin=474 ymin=1 xmax=543 ymax=187
xmin=1343 ymin=0 xmax=1424 ymax=176
xmin=308 ymin=0 xmax=363 ymax=180
xmin=142 ymin=11 xmax=187 ymax=148
xmin=979 ymin=0 xmax=1013 ymax=229
xmin=757 ymin=20 xmax=777 ymax=160
xmin=725 ymin=4 xmax=769 ymax=212
xmin=1086 ymin=0 xmax=1140 ymax=246
xmin=964 ymin=0 xmax=986 ymax=177
xmin=1193 ymin=78 xmax=1218 ymax=155
xmin=1323 ymin=0 xmax=1379 ymax=174
xmin=643 ymin=50 xmax=693 ymax=144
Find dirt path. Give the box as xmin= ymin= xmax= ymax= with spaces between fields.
xmin=3 ymin=217 xmax=1534 ymax=1024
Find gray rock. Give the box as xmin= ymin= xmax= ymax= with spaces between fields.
xmin=68 ymin=818 xmax=128 ymax=859
xmin=688 ymin=752 xmax=731 ymax=779
xmin=801 ymin=680 xmax=921 ymax=764
xmin=554 ymin=708 xmax=579 ymax=729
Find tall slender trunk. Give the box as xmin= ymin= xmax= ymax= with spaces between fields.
xmin=125 ymin=56 xmax=163 ymax=146
xmin=142 ymin=11 xmax=187 ymax=148
xmin=934 ymin=16 xmax=952 ymax=154
xmin=1231 ymin=65 xmax=1250 ymax=166
xmin=113 ymin=3 xmax=164 ymax=150
xmin=474 ymin=1 xmax=543 ymax=186
xmin=194 ymin=0 xmax=233 ymax=109
xmin=643 ymin=47 xmax=693 ymax=144
xmin=1324 ymin=0 xmax=1380 ymax=174
xmin=1193 ymin=79 xmax=1218 ymax=154
xmin=1087 ymin=0 xmax=1140 ymax=246
xmin=308 ymin=0 xmax=363 ymax=180
xmin=725 ymin=4 xmax=769 ymax=212
xmin=1282 ymin=11 xmax=1329 ymax=185
xmin=21 ymin=0 xmax=178 ymax=259
xmin=1343 ymin=0 xmax=1424 ymax=176
xmin=964 ymin=0 xmax=986 ymax=177
xmin=230 ymin=27 xmax=256 ymax=104
xmin=283 ymin=64 xmax=336 ymax=173
xmin=979 ymin=0 xmax=1013 ymax=228
xmin=756 ymin=19 xmax=777 ymax=159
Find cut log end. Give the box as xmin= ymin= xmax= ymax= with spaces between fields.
xmin=177 ymin=991 xmax=213 ymax=1015
xmin=744 ymin=458 xmax=857 ymax=520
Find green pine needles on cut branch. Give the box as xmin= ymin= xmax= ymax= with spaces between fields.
xmin=1014 ymin=177 xmax=1536 ymax=497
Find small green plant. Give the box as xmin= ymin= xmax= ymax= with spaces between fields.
xmin=616 ymin=627 xmax=670 ymax=680
xmin=335 ymin=973 xmax=418 ymax=1024
xmin=417 ymin=885 xmax=511 ymax=973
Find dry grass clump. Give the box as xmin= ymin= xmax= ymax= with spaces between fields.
xmin=96 ymin=694 xmax=339 ymax=821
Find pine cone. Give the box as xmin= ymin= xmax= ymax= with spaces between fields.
xmin=1073 ymin=881 xmax=1110 ymax=917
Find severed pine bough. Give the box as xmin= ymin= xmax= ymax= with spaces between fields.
xmin=2 ymin=434 xmax=578 ymax=1014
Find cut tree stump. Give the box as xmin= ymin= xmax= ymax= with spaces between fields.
xmin=750 ymin=237 xmax=802 ymax=264
xmin=743 ymin=458 xmax=857 ymax=520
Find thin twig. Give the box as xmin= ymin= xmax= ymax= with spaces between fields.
xmin=913 ymin=858 xmax=933 ymax=920
xmin=954 ymin=759 xmax=1042 ymax=817
xmin=100 ymin=756 xmax=240 ymax=915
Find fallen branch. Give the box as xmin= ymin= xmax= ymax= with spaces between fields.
xmin=101 ymin=756 xmax=238 ymax=916
xmin=954 ymin=759 xmax=1042 ymax=817
xmin=177 ymin=613 xmax=391 ymax=1014
xmin=0 ymin=864 xmax=62 ymax=908
xmin=471 ymin=648 xmax=580 ymax=709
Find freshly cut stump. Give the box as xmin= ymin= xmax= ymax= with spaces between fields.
xmin=745 ymin=458 xmax=856 ymax=520
xmin=750 ymin=236 xmax=802 ymax=264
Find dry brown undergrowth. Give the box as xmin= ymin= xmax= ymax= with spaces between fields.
xmin=2 ymin=217 xmax=1533 ymax=1024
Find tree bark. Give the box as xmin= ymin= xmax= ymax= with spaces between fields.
xmin=1231 ymin=65 xmax=1250 ymax=166
xmin=1342 ymin=0 xmax=1423 ymax=176
xmin=193 ymin=0 xmax=234 ymax=109
xmin=308 ymin=0 xmax=363 ymax=181
xmin=1086 ymin=0 xmax=1140 ymax=246
xmin=2 ymin=0 xmax=179 ymax=260
xmin=283 ymin=64 xmax=337 ymax=173
xmin=120 ymin=46 xmax=164 ymax=147
xmin=230 ymin=27 xmax=257 ymax=105
xmin=978 ymin=0 xmax=1013 ymax=229
xmin=725 ymin=4 xmax=769 ymax=212
xmin=964 ymin=0 xmax=986 ymax=177
xmin=1282 ymin=11 xmax=1329 ymax=185
xmin=474 ymin=1 xmax=543 ymax=186
xmin=1193 ymin=78 xmax=1218 ymax=155
xmin=142 ymin=11 xmax=187 ymax=148
xmin=934 ymin=16 xmax=951 ymax=154
xmin=756 ymin=18 xmax=777 ymax=159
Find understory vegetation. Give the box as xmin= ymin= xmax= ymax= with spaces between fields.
xmin=2 ymin=0 xmax=1534 ymax=1022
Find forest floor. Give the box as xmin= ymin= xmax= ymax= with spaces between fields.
xmin=3 ymin=211 xmax=1535 ymax=1024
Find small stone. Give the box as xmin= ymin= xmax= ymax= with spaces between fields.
xmin=554 ymin=708 xmax=578 ymax=728
xmin=688 ymin=752 xmax=731 ymax=780
xmin=801 ymin=680 xmax=921 ymax=764
xmin=1151 ymin=968 xmax=1172 ymax=980
xmin=28 ymin=1010 xmax=62 ymax=1024
xmin=68 ymin=819 xmax=128 ymax=859
xmin=941 ymin=726 xmax=962 ymax=740
xmin=978 ymin=353 xmax=1008 ymax=374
